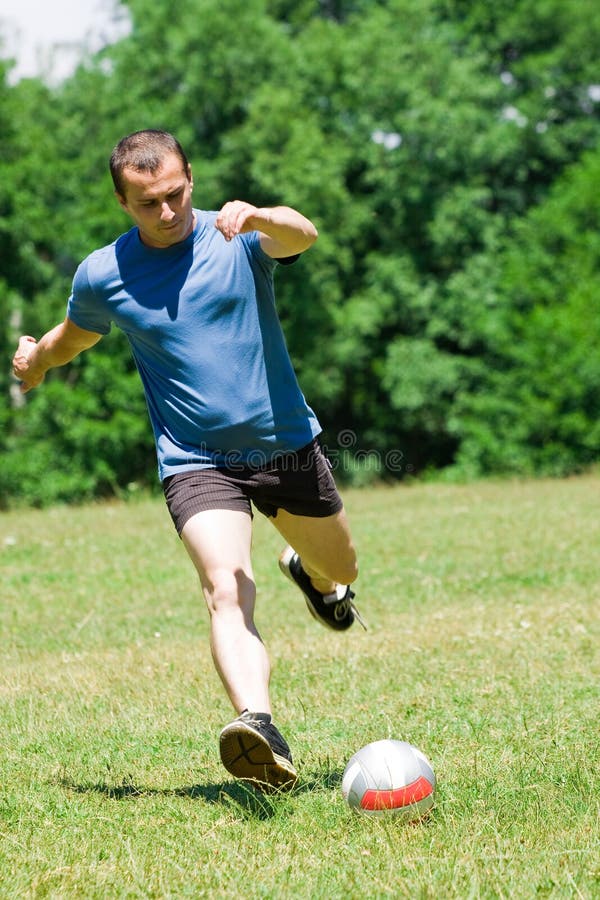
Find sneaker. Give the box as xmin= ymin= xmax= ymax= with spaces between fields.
xmin=279 ymin=546 xmax=366 ymax=631
xmin=219 ymin=710 xmax=297 ymax=791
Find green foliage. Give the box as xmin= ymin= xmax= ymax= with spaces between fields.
xmin=449 ymin=147 xmax=600 ymax=477
xmin=1 ymin=0 xmax=599 ymax=504
xmin=1 ymin=339 xmax=151 ymax=507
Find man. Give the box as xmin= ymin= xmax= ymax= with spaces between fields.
xmin=12 ymin=129 xmax=362 ymax=791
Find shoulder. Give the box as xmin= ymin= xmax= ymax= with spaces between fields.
xmin=193 ymin=210 xmax=270 ymax=263
xmin=75 ymin=228 xmax=135 ymax=289
xmin=198 ymin=209 xmax=218 ymax=230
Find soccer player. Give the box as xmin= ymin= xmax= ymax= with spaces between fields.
xmin=12 ymin=129 xmax=363 ymax=791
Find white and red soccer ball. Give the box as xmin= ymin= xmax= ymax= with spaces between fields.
xmin=342 ymin=739 xmax=436 ymax=820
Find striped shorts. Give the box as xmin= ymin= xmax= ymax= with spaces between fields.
xmin=162 ymin=438 xmax=343 ymax=535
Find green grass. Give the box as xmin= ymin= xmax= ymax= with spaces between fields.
xmin=1 ymin=475 xmax=599 ymax=898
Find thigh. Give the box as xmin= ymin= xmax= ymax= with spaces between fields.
xmin=271 ymin=506 xmax=358 ymax=586
xmin=181 ymin=508 xmax=254 ymax=591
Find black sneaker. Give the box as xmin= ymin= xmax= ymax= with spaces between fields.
xmin=279 ymin=546 xmax=366 ymax=631
xmin=219 ymin=711 xmax=297 ymax=791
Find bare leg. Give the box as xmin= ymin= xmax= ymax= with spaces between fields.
xmin=181 ymin=508 xmax=271 ymax=714
xmin=271 ymin=506 xmax=358 ymax=593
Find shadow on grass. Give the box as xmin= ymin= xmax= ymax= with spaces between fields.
xmin=58 ymin=767 xmax=343 ymax=821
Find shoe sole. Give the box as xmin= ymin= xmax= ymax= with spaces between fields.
xmin=219 ymin=721 xmax=298 ymax=792
xmin=278 ymin=546 xmax=354 ymax=631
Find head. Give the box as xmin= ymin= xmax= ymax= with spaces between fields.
xmin=110 ymin=130 xmax=195 ymax=248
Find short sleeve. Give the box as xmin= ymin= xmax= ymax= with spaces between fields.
xmin=274 ymin=254 xmax=300 ymax=266
xmin=67 ymin=257 xmax=112 ymax=335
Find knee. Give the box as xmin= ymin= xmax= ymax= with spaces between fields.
xmin=343 ymin=558 xmax=359 ymax=586
xmin=203 ymin=568 xmax=256 ymax=616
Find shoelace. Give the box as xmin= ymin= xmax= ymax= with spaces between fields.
xmin=239 ymin=712 xmax=293 ymax=760
xmin=324 ymin=588 xmax=367 ymax=630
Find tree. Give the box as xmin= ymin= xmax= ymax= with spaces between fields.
xmin=2 ymin=0 xmax=600 ymax=505
xmin=448 ymin=148 xmax=600 ymax=476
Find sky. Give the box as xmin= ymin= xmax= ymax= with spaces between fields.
xmin=0 ymin=0 xmax=131 ymax=84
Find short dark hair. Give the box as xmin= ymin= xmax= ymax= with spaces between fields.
xmin=110 ymin=130 xmax=190 ymax=196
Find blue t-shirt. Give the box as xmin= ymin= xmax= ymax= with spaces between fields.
xmin=67 ymin=210 xmax=321 ymax=480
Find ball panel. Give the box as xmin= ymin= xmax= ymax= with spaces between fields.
xmin=360 ymin=774 xmax=434 ymax=811
xmin=341 ymin=760 xmax=362 ymax=791
xmin=341 ymin=760 xmax=371 ymax=809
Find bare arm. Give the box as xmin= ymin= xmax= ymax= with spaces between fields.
xmin=214 ymin=202 xmax=318 ymax=258
xmin=12 ymin=318 xmax=102 ymax=393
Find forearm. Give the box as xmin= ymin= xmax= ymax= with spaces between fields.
xmin=12 ymin=318 xmax=101 ymax=393
xmin=248 ymin=206 xmax=318 ymax=256
xmin=31 ymin=323 xmax=84 ymax=371
xmin=215 ymin=201 xmax=318 ymax=257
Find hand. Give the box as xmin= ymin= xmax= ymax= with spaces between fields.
xmin=12 ymin=335 xmax=45 ymax=393
xmin=215 ymin=200 xmax=262 ymax=242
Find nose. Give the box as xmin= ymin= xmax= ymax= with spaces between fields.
xmin=160 ymin=202 xmax=175 ymax=222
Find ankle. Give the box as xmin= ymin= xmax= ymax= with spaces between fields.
xmin=309 ymin=576 xmax=336 ymax=595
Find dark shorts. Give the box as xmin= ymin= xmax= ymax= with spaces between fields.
xmin=163 ymin=438 xmax=344 ymax=535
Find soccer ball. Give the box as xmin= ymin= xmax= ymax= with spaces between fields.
xmin=341 ymin=739 xmax=436 ymax=819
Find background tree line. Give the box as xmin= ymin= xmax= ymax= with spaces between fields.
xmin=1 ymin=0 xmax=599 ymax=506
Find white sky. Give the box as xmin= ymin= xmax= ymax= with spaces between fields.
xmin=0 ymin=0 xmax=131 ymax=84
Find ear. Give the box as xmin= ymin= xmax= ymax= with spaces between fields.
xmin=115 ymin=190 xmax=129 ymax=213
xmin=187 ymin=164 xmax=193 ymax=190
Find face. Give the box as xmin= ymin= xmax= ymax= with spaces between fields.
xmin=116 ymin=152 xmax=195 ymax=248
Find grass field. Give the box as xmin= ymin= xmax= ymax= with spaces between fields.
xmin=1 ymin=475 xmax=599 ymax=898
